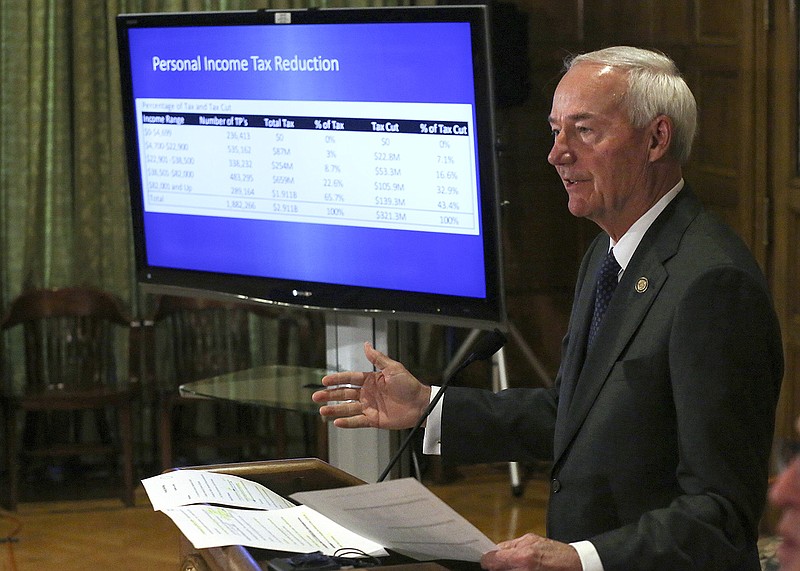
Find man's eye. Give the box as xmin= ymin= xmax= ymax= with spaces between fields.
xmin=577 ymin=126 xmax=592 ymax=134
xmin=550 ymin=129 xmax=560 ymax=137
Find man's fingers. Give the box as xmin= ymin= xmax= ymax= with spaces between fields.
xmin=480 ymin=550 xmax=500 ymax=569
xmin=319 ymin=399 xmax=363 ymax=417
xmin=321 ymin=371 xmax=365 ymax=387
xmin=495 ymin=534 xmax=536 ymax=550
xmin=312 ymin=386 xmax=362 ymax=403
xmin=481 ymin=548 xmax=525 ymax=571
xmin=364 ymin=342 xmax=396 ymax=370
xmin=332 ymin=415 xmax=374 ymax=429
xmin=481 ymin=535 xmax=579 ymax=571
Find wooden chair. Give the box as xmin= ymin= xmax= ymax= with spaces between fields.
xmin=0 ymin=287 xmax=137 ymax=510
xmin=147 ymin=295 xmax=324 ymax=472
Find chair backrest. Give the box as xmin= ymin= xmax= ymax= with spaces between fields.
xmin=155 ymin=296 xmax=256 ymax=384
xmin=0 ymin=287 xmax=134 ymax=392
xmin=149 ymin=295 xmax=323 ymax=388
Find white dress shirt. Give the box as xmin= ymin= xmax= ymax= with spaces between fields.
xmin=422 ymin=180 xmax=685 ymax=571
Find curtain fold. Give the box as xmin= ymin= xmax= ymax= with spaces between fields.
xmin=2 ymin=1 xmax=133 ymax=305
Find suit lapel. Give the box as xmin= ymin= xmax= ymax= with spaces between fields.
xmin=553 ymin=186 xmax=703 ymax=463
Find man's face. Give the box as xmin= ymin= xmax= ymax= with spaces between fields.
xmin=770 ymin=422 xmax=800 ymax=570
xmin=547 ymin=63 xmax=657 ymax=238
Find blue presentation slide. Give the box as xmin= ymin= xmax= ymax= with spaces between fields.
xmin=128 ymin=20 xmax=489 ymax=298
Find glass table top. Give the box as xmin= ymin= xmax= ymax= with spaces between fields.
xmin=179 ymin=365 xmax=330 ymax=414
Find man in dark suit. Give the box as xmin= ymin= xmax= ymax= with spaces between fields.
xmin=314 ymin=46 xmax=784 ymax=570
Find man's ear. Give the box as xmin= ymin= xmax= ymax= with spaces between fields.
xmin=648 ymin=115 xmax=673 ymax=162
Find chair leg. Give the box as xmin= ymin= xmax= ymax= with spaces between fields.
xmin=315 ymin=416 xmax=329 ymax=462
xmin=4 ymin=404 xmax=19 ymax=511
xmin=118 ymin=402 xmax=135 ymax=507
xmin=159 ymin=399 xmax=173 ymax=473
xmin=275 ymin=410 xmax=287 ymax=458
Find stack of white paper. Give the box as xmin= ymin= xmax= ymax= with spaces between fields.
xmin=141 ymin=470 xmax=496 ymax=561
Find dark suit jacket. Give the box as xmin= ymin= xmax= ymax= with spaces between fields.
xmin=441 ymin=186 xmax=784 ymax=570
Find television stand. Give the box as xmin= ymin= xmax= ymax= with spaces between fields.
xmin=325 ymin=314 xmax=396 ymax=483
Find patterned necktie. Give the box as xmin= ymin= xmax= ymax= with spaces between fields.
xmin=587 ymin=248 xmax=621 ymax=348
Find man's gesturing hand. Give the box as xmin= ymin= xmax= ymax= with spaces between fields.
xmin=312 ymin=342 xmax=431 ymax=430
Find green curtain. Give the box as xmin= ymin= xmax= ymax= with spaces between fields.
xmin=1 ymin=0 xmax=420 ymax=394
xmin=3 ymin=1 xmax=127 ymax=307
xmin=0 ymin=0 xmax=413 ymax=316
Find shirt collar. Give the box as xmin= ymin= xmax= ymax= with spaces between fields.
xmin=610 ymin=179 xmax=684 ymax=272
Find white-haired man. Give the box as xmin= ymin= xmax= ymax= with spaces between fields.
xmin=315 ymin=47 xmax=784 ymax=570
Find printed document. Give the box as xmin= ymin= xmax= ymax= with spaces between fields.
xmin=142 ymin=470 xmax=386 ymax=556
xmin=141 ymin=470 xmax=496 ymax=561
xmin=293 ymin=477 xmax=496 ymax=561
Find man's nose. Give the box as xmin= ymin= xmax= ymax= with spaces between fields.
xmin=548 ymin=132 xmax=574 ymax=165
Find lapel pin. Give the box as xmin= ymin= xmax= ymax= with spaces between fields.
xmin=635 ymin=277 xmax=649 ymax=294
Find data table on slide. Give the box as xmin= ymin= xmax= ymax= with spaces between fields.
xmin=136 ymin=98 xmax=481 ymax=236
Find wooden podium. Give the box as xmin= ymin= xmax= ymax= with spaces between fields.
xmin=174 ymin=458 xmax=463 ymax=571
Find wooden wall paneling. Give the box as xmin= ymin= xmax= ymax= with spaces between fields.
xmin=526 ymin=0 xmax=585 ymax=44
xmin=767 ymin=0 xmax=800 ymax=440
xmin=696 ymin=0 xmax=741 ymax=41
xmin=652 ymin=1 xmax=693 ymax=43
xmin=682 ymin=0 xmax=767 ymax=263
xmin=685 ymin=61 xmax=744 ymax=233
xmin=582 ymin=0 xmax=694 ymax=47
xmin=777 ymin=198 xmax=800 ymax=437
xmin=583 ymin=0 xmax=656 ymax=45
xmin=790 ymin=208 xmax=800 ymax=327
xmin=750 ymin=0 xmax=772 ymax=272
xmin=779 ymin=206 xmax=800 ymax=438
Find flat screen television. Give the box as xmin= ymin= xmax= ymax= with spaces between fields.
xmin=117 ymin=5 xmax=505 ymax=330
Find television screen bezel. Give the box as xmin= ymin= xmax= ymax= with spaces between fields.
xmin=117 ymin=4 xmax=506 ymax=330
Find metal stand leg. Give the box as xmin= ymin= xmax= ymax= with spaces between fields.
xmin=325 ymin=314 xmax=395 ymax=483
xmin=507 ymin=321 xmax=552 ymax=388
xmin=492 ymin=347 xmax=524 ymax=496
